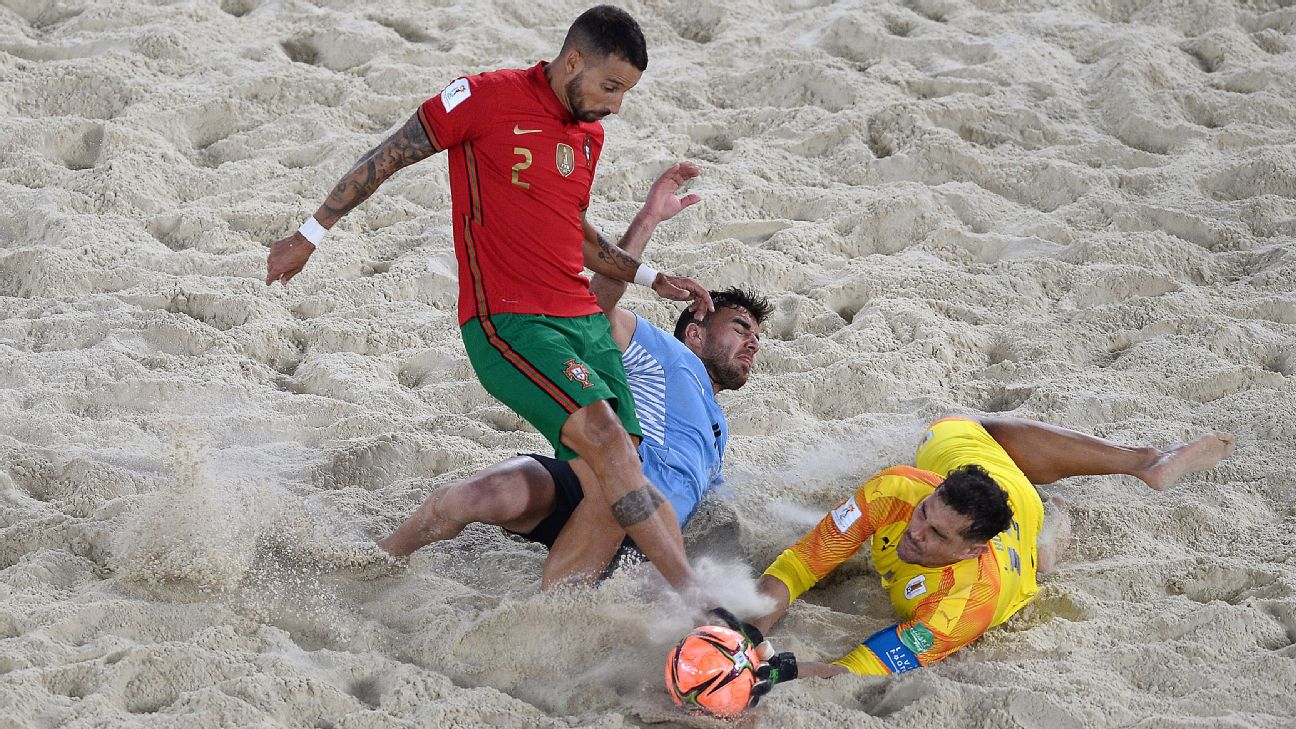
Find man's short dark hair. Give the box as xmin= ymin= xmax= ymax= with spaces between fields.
xmin=936 ymin=464 xmax=1014 ymax=542
xmin=672 ymin=287 xmax=773 ymax=341
xmin=562 ymin=5 xmax=648 ymax=71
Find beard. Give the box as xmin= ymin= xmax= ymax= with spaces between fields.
xmin=565 ymin=74 xmax=608 ymax=123
xmin=702 ymin=350 xmax=749 ymax=392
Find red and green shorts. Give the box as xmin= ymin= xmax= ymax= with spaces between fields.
xmin=461 ymin=313 xmax=641 ymax=460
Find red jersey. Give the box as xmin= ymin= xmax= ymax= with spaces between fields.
xmin=417 ymin=62 xmax=606 ymax=324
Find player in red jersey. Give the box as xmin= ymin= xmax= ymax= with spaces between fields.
xmin=265 ymin=7 xmax=715 ymax=593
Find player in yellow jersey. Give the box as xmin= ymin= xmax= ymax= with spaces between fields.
xmin=742 ymin=415 xmax=1235 ymax=684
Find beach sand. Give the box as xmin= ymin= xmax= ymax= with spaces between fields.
xmin=1 ymin=0 xmax=1294 ymax=727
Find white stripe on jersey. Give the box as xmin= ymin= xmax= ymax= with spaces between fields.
xmin=622 ymin=339 xmax=667 ymax=447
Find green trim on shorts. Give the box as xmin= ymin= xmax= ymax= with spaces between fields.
xmin=461 ymin=313 xmax=641 ymax=460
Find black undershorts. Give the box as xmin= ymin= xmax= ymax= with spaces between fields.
xmin=507 ymin=453 xmax=645 ymax=577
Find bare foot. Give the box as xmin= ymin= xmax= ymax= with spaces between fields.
xmin=1138 ymin=433 xmax=1237 ymax=491
xmin=1037 ymin=495 xmax=1072 ymax=576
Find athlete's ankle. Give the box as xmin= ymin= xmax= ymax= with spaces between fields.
xmin=1127 ymin=445 xmax=1163 ymax=480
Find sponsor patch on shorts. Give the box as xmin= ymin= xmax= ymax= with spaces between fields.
xmin=904 ymin=574 xmax=927 ymax=600
xmin=831 ymin=496 xmax=861 ymax=533
xmin=441 ymin=78 xmax=471 ymax=113
xmin=899 ymin=622 xmax=935 ymax=655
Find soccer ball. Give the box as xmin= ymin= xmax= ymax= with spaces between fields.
xmin=665 ymin=624 xmax=761 ymax=717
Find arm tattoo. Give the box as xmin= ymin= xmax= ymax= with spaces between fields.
xmin=595 ymin=232 xmax=641 ymax=276
xmin=611 ymin=484 xmax=666 ymax=528
xmin=320 ymin=113 xmax=436 ymax=222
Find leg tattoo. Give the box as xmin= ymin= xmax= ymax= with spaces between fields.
xmin=611 ymin=485 xmax=666 ymax=528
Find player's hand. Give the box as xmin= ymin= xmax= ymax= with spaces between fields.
xmin=651 ymin=273 xmax=714 ymax=314
xmin=640 ymin=161 xmax=701 ymax=223
xmin=265 ymin=233 xmax=316 ymax=285
xmin=708 ymin=608 xmax=797 ymax=708
xmin=748 ymin=651 xmax=799 ymax=707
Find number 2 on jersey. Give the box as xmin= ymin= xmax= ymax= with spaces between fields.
xmin=512 ymin=147 xmax=532 ymax=189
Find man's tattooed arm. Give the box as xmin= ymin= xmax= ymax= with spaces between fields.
xmin=596 ymin=232 xmax=642 ymax=273
xmin=587 ymin=208 xmax=665 ymax=314
xmin=582 ymin=229 xmax=644 ymax=281
xmin=316 ymin=112 xmax=436 ymax=226
xmin=611 ymin=484 xmax=667 ymax=528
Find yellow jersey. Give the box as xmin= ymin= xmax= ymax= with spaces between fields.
xmin=763 ymin=418 xmax=1044 ymax=674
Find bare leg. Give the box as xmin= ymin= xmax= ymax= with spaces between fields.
xmin=540 ymin=459 xmax=639 ymax=588
xmin=979 ymin=417 xmax=1236 ymax=490
xmin=561 ymin=401 xmax=695 ymax=591
xmin=377 ymin=456 xmax=556 ymax=558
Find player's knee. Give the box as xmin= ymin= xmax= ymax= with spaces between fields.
xmin=440 ymin=477 xmax=509 ymax=523
xmin=566 ymin=402 xmax=633 ymax=455
xmin=587 ymin=420 xmax=631 ymax=453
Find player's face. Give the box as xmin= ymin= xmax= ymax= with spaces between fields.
xmin=565 ymin=53 xmax=642 ymax=122
xmin=896 ymin=491 xmax=984 ymax=567
xmin=695 ymin=307 xmax=762 ymax=392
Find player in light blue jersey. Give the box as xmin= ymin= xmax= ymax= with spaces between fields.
xmin=373 ymin=165 xmax=772 ymax=588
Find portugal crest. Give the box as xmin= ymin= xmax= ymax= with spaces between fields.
xmin=556 ymin=143 xmax=576 ymax=177
xmin=563 ymin=358 xmax=594 ymax=388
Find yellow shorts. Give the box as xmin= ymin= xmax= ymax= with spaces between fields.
xmin=914 ymin=417 xmax=1045 ymax=558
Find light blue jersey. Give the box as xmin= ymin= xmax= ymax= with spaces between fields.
xmin=621 ymin=315 xmax=728 ymax=526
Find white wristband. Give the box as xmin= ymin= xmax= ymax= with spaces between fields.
xmin=634 ymin=264 xmax=659 ymax=287
xmin=298 ymin=216 xmax=327 ymax=246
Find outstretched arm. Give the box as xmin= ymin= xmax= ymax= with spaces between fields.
xmin=582 ymin=161 xmax=712 ymax=317
xmin=314 ymin=112 xmax=436 ymax=227
xmin=265 ymin=112 xmax=437 ymax=285
xmin=587 ymin=161 xmax=702 ymax=312
xmin=749 ymin=484 xmax=878 ymax=634
xmin=585 ymin=217 xmax=659 ymax=315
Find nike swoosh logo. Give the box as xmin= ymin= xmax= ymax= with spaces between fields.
xmin=513 ymin=126 xmax=542 ymax=135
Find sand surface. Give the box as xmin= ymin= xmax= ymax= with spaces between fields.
xmin=2 ymin=0 xmax=1295 ymax=727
